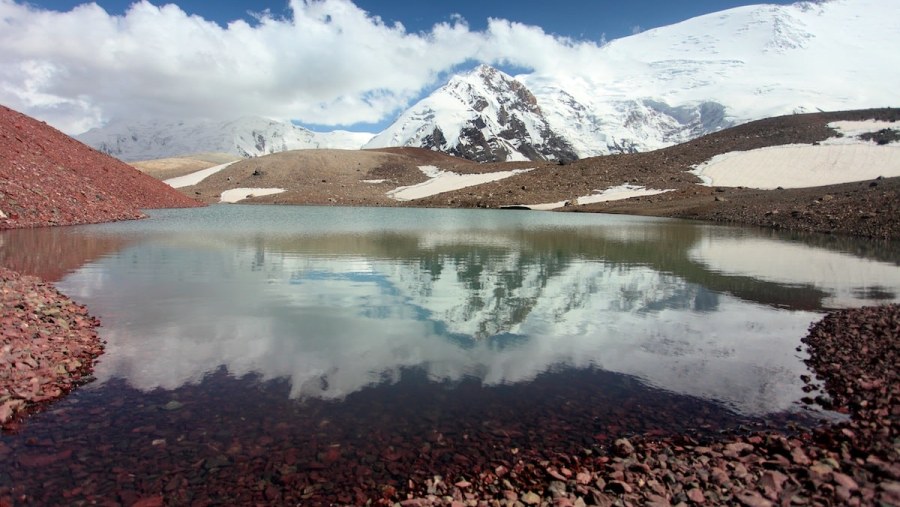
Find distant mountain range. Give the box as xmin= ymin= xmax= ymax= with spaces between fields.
xmin=77 ymin=0 xmax=899 ymax=162
xmin=76 ymin=116 xmax=374 ymax=162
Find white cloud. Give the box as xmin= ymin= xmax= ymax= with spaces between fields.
xmin=0 ymin=0 xmax=607 ymax=134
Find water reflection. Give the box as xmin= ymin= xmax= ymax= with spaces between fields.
xmin=3 ymin=205 xmax=898 ymax=418
xmin=689 ymin=235 xmax=900 ymax=306
xmin=0 ymin=225 xmax=131 ymax=282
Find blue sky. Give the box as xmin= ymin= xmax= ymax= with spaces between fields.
xmin=3 ymin=0 xmax=797 ymax=134
xmin=25 ymin=0 xmax=794 ymax=41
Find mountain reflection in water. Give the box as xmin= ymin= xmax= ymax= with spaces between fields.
xmin=4 ymin=205 xmax=898 ymax=417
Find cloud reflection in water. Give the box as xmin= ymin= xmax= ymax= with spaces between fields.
xmin=49 ymin=207 xmax=899 ymax=416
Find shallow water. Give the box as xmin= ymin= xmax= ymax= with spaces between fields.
xmin=2 ymin=205 xmax=898 ymax=503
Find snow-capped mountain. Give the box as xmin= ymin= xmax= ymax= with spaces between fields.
xmin=76 ymin=0 xmax=899 ymax=163
xmin=368 ymin=0 xmax=900 ymax=160
xmin=364 ymin=65 xmax=578 ymax=163
xmin=77 ymin=116 xmax=375 ymax=161
xmin=521 ymin=0 xmax=900 ymax=157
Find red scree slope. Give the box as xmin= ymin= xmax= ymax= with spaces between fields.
xmin=0 ymin=105 xmax=202 ymax=229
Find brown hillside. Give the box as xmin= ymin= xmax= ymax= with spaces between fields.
xmin=130 ymin=152 xmax=240 ymax=181
xmin=185 ymin=147 xmax=498 ymax=207
xmin=0 ymin=105 xmax=202 ymax=229
xmin=408 ymin=108 xmax=900 ymax=239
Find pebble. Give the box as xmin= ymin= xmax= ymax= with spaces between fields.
xmin=0 ymin=267 xmax=103 ymax=428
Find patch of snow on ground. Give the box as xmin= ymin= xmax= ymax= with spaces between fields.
xmin=220 ymin=188 xmax=285 ymax=203
xmin=164 ymin=161 xmax=238 ymax=188
xmin=361 ymin=179 xmax=386 ymax=184
xmin=690 ymin=143 xmax=900 ymax=189
xmin=577 ymin=185 xmax=673 ymax=205
xmin=526 ymin=185 xmax=674 ymax=210
xmin=528 ymin=201 xmax=569 ymax=211
xmin=825 ymin=120 xmax=900 ymax=144
xmin=418 ymin=165 xmax=444 ymax=178
xmin=387 ymin=166 xmax=532 ymax=201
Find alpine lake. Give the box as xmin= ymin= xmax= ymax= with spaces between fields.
xmin=2 ymin=205 xmax=899 ymax=504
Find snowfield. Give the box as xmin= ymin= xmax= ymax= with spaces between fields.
xmin=367 ymin=0 xmax=900 ymax=161
xmin=164 ymin=161 xmax=237 ymax=188
xmin=690 ymin=121 xmax=900 ymax=189
xmin=387 ymin=166 xmax=533 ymax=201
xmin=528 ymin=185 xmax=675 ymax=211
xmin=825 ymin=121 xmax=900 ymax=142
xmin=75 ymin=0 xmax=900 ymax=164
xmin=79 ymin=117 xmax=374 ymax=161
xmin=220 ymin=188 xmax=286 ymax=203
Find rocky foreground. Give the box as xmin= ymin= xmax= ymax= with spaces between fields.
xmin=392 ymin=306 xmax=899 ymax=507
xmin=0 ymin=104 xmax=200 ymax=427
xmin=0 ymin=267 xmax=103 ymax=427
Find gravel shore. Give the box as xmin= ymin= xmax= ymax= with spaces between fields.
xmin=390 ymin=305 xmax=899 ymax=507
xmin=0 ymin=267 xmax=103 ymax=428
xmin=1 ymin=261 xmax=896 ymax=505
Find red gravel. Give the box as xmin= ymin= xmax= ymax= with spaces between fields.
xmin=0 ymin=105 xmax=199 ymax=428
xmin=388 ymin=305 xmax=899 ymax=506
xmin=0 ymin=105 xmax=202 ymax=230
xmin=0 ymin=267 xmax=103 ymax=428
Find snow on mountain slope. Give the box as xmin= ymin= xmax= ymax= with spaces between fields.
xmin=368 ymin=0 xmax=899 ymax=161
xmin=75 ymin=0 xmax=899 ymax=163
xmin=364 ymin=65 xmax=577 ymax=163
xmin=522 ymin=0 xmax=900 ymax=157
xmin=77 ymin=116 xmax=374 ymax=161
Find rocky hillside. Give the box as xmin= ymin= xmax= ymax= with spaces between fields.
xmin=190 ymin=107 xmax=898 ymax=240
xmin=0 ymin=106 xmax=202 ymax=229
xmin=410 ymin=108 xmax=900 ymax=239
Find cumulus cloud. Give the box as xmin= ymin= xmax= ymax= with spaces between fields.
xmin=0 ymin=0 xmax=607 ymax=134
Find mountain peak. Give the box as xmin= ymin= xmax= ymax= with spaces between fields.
xmin=468 ymin=63 xmax=501 ymax=80
xmin=448 ymin=64 xmax=510 ymax=93
xmin=365 ymin=63 xmax=576 ymax=162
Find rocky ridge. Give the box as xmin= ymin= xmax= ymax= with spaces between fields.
xmin=0 ymin=105 xmax=203 ymax=229
xmin=408 ymin=108 xmax=900 ymax=240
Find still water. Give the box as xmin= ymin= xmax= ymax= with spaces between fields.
xmin=1 ymin=205 xmax=898 ymax=503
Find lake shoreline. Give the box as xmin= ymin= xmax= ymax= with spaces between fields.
xmin=392 ymin=304 xmax=899 ymax=506
xmin=0 ymin=267 xmax=104 ymax=429
xmin=0 ymin=240 xmax=896 ymax=504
